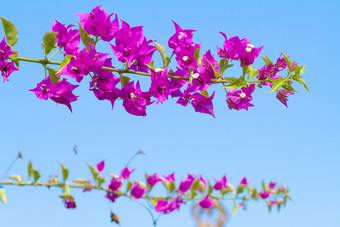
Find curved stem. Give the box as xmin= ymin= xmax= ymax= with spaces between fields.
xmin=16 ymin=56 xmax=276 ymax=84
xmin=47 ymin=48 xmax=61 ymax=60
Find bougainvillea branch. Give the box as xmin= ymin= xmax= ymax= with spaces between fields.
xmin=0 ymin=5 xmax=308 ymax=117
xmin=0 ymin=151 xmax=292 ymax=225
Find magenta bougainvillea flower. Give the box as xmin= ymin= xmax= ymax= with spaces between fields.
xmin=131 ymin=182 xmax=148 ymax=199
xmin=178 ymin=174 xmax=195 ymax=193
xmin=59 ymin=44 xmax=109 ymax=83
xmin=120 ymin=166 xmax=134 ymax=179
xmin=120 ymin=81 xmax=153 ymax=116
xmin=149 ymin=67 xmax=177 ymax=105
xmin=217 ymin=33 xmax=242 ymax=61
xmin=90 ymin=58 xmax=120 ymax=108
xmin=109 ymin=21 xmax=145 ymax=67
xmin=268 ymin=200 xmax=278 ymax=207
xmin=213 ymin=175 xmax=227 ymax=190
xmin=154 ymin=198 xmax=184 ymax=214
xmin=259 ymin=191 xmax=271 ymax=199
xmin=276 ymin=90 xmax=294 ymax=107
xmin=51 ymin=20 xmax=80 ymax=54
xmin=0 ymin=37 xmax=16 ymax=61
xmin=240 ymin=177 xmax=249 ymax=186
xmin=198 ymin=50 xmax=219 ymax=83
xmin=96 ymin=160 xmax=105 ymax=172
xmin=147 ymin=173 xmax=162 ymax=187
xmin=226 ymin=84 xmax=255 ymax=111
xmin=63 ymin=196 xmax=76 ymax=209
xmin=0 ymin=61 xmax=19 ymax=83
xmin=108 ymin=176 xmax=122 ymax=191
xmin=269 ymin=181 xmax=277 ymax=190
xmin=199 ymin=195 xmax=215 ymax=209
xmin=239 ymin=38 xmax=263 ymax=67
xmin=29 ymin=76 xmax=79 ymax=112
xmin=168 ymin=21 xmax=195 ymax=51
xmin=191 ymin=92 xmax=216 ymax=118
xmin=163 ymin=173 xmax=175 ymax=182
xmin=105 ymin=192 xmax=119 ymax=203
xmin=129 ymin=38 xmax=157 ymax=73
xmin=77 ymin=5 xmax=120 ymax=42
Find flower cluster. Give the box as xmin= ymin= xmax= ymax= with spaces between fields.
xmin=67 ymin=160 xmax=291 ymax=215
xmin=1 ymin=6 xmax=307 ymax=116
xmin=0 ymin=37 xmax=19 ymax=83
xmin=0 ymin=155 xmax=292 ymax=225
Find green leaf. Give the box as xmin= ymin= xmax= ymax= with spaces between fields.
xmin=300 ymin=65 xmax=306 ymax=75
xmin=47 ymin=67 xmax=61 ymax=84
xmin=224 ymin=77 xmax=247 ymax=89
xmin=261 ymin=54 xmax=273 ymax=66
xmin=169 ymin=180 xmax=176 ymax=193
xmin=126 ymin=181 xmax=132 ymax=192
xmin=78 ymin=21 xmax=95 ymax=51
xmin=251 ymin=188 xmax=258 ymax=198
xmin=62 ymin=185 xmax=70 ymax=197
xmin=73 ymin=178 xmax=88 ymax=184
xmin=0 ymin=17 xmax=18 ymax=46
xmin=292 ymin=75 xmax=309 ymax=92
xmin=56 ymin=55 xmax=75 ymax=75
xmin=146 ymin=61 xmax=155 ymax=70
xmin=194 ymin=48 xmax=200 ymax=62
xmin=262 ymin=181 xmax=269 ymax=191
xmin=153 ymin=41 xmax=171 ymax=67
xmin=8 ymin=175 xmax=23 ymax=183
xmin=232 ymin=202 xmax=238 ymax=217
xmin=97 ymin=177 xmax=106 ymax=187
xmin=248 ymin=68 xmax=258 ymax=80
xmin=32 ymin=170 xmax=41 ymax=183
xmin=151 ymin=198 xmax=158 ymax=207
xmin=60 ymin=164 xmax=69 ymax=182
xmin=120 ymin=76 xmax=130 ymax=88
xmin=59 ymin=194 xmax=70 ymax=199
xmin=0 ymin=189 xmax=7 ymax=204
xmin=269 ymin=78 xmax=286 ymax=93
xmin=242 ymin=65 xmax=252 ymax=76
xmin=236 ymin=185 xmax=245 ymax=195
xmin=28 ymin=161 xmax=33 ymax=178
xmin=218 ymin=59 xmax=233 ymax=76
xmin=282 ymin=52 xmax=291 ymax=68
xmin=190 ymin=179 xmax=200 ymax=191
xmin=43 ymin=31 xmax=57 ymax=55
xmin=223 ymin=77 xmax=238 ymax=82
xmin=189 ymin=190 xmax=197 ymax=199
xmin=208 ymin=181 xmax=213 ymax=195
xmin=88 ymin=164 xmax=98 ymax=181
xmin=221 ymin=183 xmax=235 ymax=196
xmin=199 ymin=90 xmax=209 ymax=98
xmin=198 ymin=180 xmax=206 ymax=194
xmin=282 ymin=84 xmax=298 ymax=92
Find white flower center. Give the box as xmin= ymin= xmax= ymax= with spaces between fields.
xmin=155 ymin=68 xmax=163 ymax=73
xmin=182 ymin=56 xmax=188 ymax=61
xmin=240 ymin=92 xmax=246 ymax=98
xmin=192 ymin=73 xmax=199 ymax=79
xmin=178 ymin=32 xmax=186 ymax=39
xmin=246 ymin=43 xmax=254 ymax=53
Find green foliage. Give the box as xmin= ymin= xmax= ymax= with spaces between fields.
xmin=0 ymin=17 xmax=18 ymax=46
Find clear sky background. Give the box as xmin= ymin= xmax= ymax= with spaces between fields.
xmin=0 ymin=0 xmax=339 ymax=226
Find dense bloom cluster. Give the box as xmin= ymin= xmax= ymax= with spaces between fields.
xmin=2 ymin=5 xmax=306 ymax=116
xmin=0 ymin=37 xmax=19 ymax=83
xmin=74 ymin=160 xmax=290 ymax=215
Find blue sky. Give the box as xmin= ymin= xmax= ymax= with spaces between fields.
xmin=0 ymin=0 xmax=339 ymax=226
